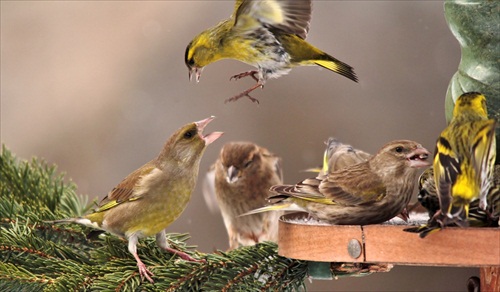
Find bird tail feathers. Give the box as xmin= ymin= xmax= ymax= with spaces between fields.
xmin=238 ymin=202 xmax=304 ymax=217
xmin=314 ymin=56 xmax=358 ymax=83
xmin=45 ymin=218 xmax=100 ymax=229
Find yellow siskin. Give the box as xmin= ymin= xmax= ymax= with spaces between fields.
xmin=203 ymin=142 xmax=283 ymax=250
xmin=50 ymin=117 xmax=223 ymax=283
xmin=242 ymin=140 xmax=430 ymax=225
xmin=185 ymin=0 xmax=358 ymax=103
xmin=432 ymin=92 xmax=496 ymax=228
xmin=406 ymin=165 xmax=500 ymax=237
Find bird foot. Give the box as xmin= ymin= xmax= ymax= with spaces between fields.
xmin=137 ymin=261 xmax=155 ymax=283
xmin=230 ymin=71 xmax=259 ymax=82
xmin=225 ymin=93 xmax=260 ymax=104
xmin=164 ymin=246 xmax=206 ymax=263
xmin=225 ymin=83 xmax=263 ymax=104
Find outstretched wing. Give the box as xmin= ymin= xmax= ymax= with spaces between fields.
xmin=234 ymin=0 xmax=311 ymax=39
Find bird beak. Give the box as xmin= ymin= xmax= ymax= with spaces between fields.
xmin=407 ymin=146 xmax=431 ymax=168
xmin=226 ymin=165 xmax=239 ymax=184
xmin=188 ymin=67 xmax=203 ymax=83
xmin=195 ymin=116 xmax=223 ymax=145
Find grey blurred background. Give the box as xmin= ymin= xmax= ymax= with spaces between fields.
xmin=1 ymin=1 xmax=478 ymax=291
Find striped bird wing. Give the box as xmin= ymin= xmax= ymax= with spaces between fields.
xmin=234 ymin=0 xmax=311 ymax=39
xmin=319 ymin=163 xmax=387 ymax=205
xmin=95 ymin=162 xmax=157 ymax=212
xmin=269 ymin=177 xmax=333 ymax=204
xmin=471 ymin=119 xmax=496 ymax=208
xmin=433 ymin=135 xmax=460 ymax=214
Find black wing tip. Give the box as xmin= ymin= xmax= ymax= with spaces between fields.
xmin=337 ymin=62 xmax=358 ymax=83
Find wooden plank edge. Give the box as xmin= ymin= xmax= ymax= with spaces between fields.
xmin=278 ymin=213 xmax=500 ymax=267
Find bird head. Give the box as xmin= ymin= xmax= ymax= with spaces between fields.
xmin=159 ymin=116 xmax=223 ymax=166
xmin=219 ymin=142 xmax=261 ymax=184
xmin=371 ymin=140 xmax=430 ymax=177
xmin=185 ymin=20 xmax=231 ymax=83
xmin=452 ymin=92 xmax=489 ymax=118
xmin=185 ymin=32 xmax=218 ymax=83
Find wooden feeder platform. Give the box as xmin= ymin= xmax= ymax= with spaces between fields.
xmin=278 ymin=213 xmax=500 ymax=291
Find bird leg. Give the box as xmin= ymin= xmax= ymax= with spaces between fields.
xmin=229 ymin=70 xmax=259 ymax=82
xmin=128 ymin=236 xmax=155 ymax=283
xmin=227 ymin=70 xmax=263 ymax=103
xmin=156 ymin=230 xmax=203 ymax=262
xmin=133 ymin=252 xmax=155 ymax=283
xmin=225 ymin=82 xmax=263 ymax=104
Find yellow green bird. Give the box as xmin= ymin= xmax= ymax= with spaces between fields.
xmin=185 ymin=0 xmax=358 ymax=103
xmin=430 ymin=92 xmax=496 ymax=230
xmin=50 ymin=117 xmax=223 ymax=283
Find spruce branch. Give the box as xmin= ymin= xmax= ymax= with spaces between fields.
xmin=0 ymin=145 xmax=308 ymax=291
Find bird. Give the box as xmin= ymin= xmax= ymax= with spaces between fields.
xmin=305 ymin=137 xmax=371 ymax=175
xmin=404 ymin=93 xmax=497 ymax=237
xmin=242 ymin=140 xmax=430 ymax=225
xmin=431 ymin=92 xmax=496 ymax=227
xmin=185 ymin=0 xmax=358 ymax=104
xmin=48 ymin=116 xmax=223 ymax=283
xmin=405 ymin=165 xmax=500 ymax=237
xmin=203 ymin=142 xmax=283 ymax=250
xmin=304 ymin=138 xmax=411 ymax=221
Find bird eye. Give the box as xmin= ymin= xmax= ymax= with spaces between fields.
xmin=184 ymin=130 xmax=196 ymax=139
xmin=244 ymin=160 xmax=253 ymax=168
xmin=395 ymin=146 xmax=403 ymax=153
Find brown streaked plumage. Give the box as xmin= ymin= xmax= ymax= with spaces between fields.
xmin=305 ymin=137 xmax=371 ymax=175
xmin=50 ymin=116 xmax=223 ymax=283
xmin=243 ymin=140 xmax=430 ymax=225
xmin=204 ymin=142 xmax=283 ymax=250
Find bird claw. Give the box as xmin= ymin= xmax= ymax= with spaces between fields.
xmin=164 ymin=247 xmax=206 ymax=263
xmin=225 ymin=82 xmax=263 ymax=104
xmin=230 ymin=71 xmax=259 ymax=82
xmin=225 ymin=93 xmax=260 ymax=104
xmin=137 ymin=262 xmax=155 ymax=283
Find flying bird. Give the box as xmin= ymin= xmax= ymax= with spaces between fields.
xmin=185 ymin=0 xmax=358 ymax=103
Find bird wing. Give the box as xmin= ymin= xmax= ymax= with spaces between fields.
xmin=270 ymin=177 xmax=333 ymax=204
xmin=471 ymin=119 xmax=496 ymax=204
xmin=95 ymin=162 xmax=157 ymax=212
xmin=325 ymin=138 xmax=372 ymax=172
xmin=202 ymin=163 xmax=221 ymax=214
xmin=319 ymin=163 xmax=387 ymax=205
xmin=433 ymin=136 xmax=460 ymax=213
xmin=262 ymin=149 xmax=284 ymax=183
xmin=234 ymin=0 xmax=311 ymax=39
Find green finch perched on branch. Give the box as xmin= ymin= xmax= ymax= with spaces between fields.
xmin=242 ymin=140 xmax=430 ymax=225
xmin=49 ymin=116 xmax=223 ymax=283
xmin=185 ymin=0 xmax=357 ymax=103
xmin=203 ymin=142 xmax=283 ymax=250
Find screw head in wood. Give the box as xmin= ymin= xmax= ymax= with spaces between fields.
xmin=347 ymin=238 xmax=362 ymax=259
